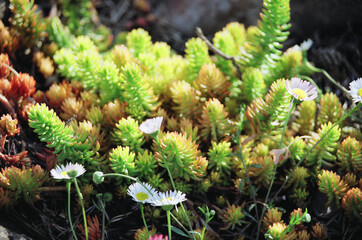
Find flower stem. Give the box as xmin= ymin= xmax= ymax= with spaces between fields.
xmin=155 ymin=136 xmax=194 ymax=239
xmin=170 ymin=212 xmax=189 ymax=236
xmin=235 ymin=125 xmax=259 ymax=218
xmin=139 ymin=203 xmax=149 ymax=238
xmin=166 ymin=210 xmax=172 ymax=240
xmin=256 ymin=99 xmax=296 ymax=239
xmin=66 ymin=181 xmax=78 ymax=240
xmin=271 ymin=102 xmax=361 ymax=203
xmin=100 ymin=173 xmax=153 ymax=196
xmin=73 ymin=178 xmax=88 ymax=240
xmin=305 ymin=61 xmax=351 ymax=99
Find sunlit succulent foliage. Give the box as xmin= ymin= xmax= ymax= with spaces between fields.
xmin=267 ymin=222 xmax=288 ymax=240
xmin=208 ymin=141 xmax=232 ymax=175
xmin=112 ymin=117 xmax=145 ymax=153
xmin=126 ymin=28 xmax=152 ymax=58
xmin=240 ymin=0 xmax=290 ymax=83
xmin=246 ymin=79 xmax=290 ymax=136
xmin=199 ymin=98 xmax=232 ymax=142
xmin=185 ymin=37 xmax=211 ymax=82
xmin=291 ymin=100 xmax=316 ymax=135
xmin=109 ymin=146 xmax=137 ymax=178
xmin=170 ymin=80 xmax=201 ymax=121
xmin=121 ymin=64 xmax=159 ymax=120
xmin=135 ymin=150 xmax=157 ymax=180
xmin=28 ymin=104 xmax=99 ymax=168
xmin=155 ymin=132 xmax=208 ymax=181
xmin=317 ymin=93 xmax=343 ymax=127
xmin=306 ymin=122 xmax=341 ymax=169
xmin=193 ymin=63 xmax=230 ymax=101
xmin=240 ymin=67 xmax=266 ymax=103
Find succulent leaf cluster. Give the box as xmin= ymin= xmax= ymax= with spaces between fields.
xmin=2 ymin=0 xmax=362 ymax=239
xmin=0 ymin=165 xmax=48 ymax=207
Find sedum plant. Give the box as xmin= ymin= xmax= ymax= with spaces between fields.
xmin=28 ymin=103 xmax=101 ymax=171
xmin=0 ymin=165 xmax=48 ymax=206
xmin=155 ymin=132 xmax=208 ymax=181
xmin=2 ymin=0 xmax=362 ymax=239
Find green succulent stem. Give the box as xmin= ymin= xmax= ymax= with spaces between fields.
xmin=256 ymin=99 xmax=296 ymax=239
xmin=73 ymin=178 xmax=88 ymax=240
xmin=66 ymin=181 xmax=79 ymax=240
xmin=139 ymin=203 xmax=149 ymax=238
xmin=271 ymin=102 xmax=361 ymax=203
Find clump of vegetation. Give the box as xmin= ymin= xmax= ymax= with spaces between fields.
xmin=0 ymin=0 xmax=361 ymax=239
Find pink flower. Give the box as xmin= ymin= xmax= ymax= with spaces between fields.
xmin=149 ymin=234 xmax=168 ymax=240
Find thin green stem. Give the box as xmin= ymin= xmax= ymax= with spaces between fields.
xmin=101 ymin=200 xmax=105 ymax=240
xmin=66 ymin=181 xmax=79 ymax=240
xmin=170 ymin=212 xmax=189 ymax=236
xmin=155 ymin=136 xmax=195 ymax=239
xmin=301 ymin=75 xmax=323 ymax=97
xmin=235 ymin=120 xmax=259 ymax=237
xmin=271 ymin=102 xmax=361 ymax=203
xmin=167 ymin=210 xmax=172 ymax=240
xmin=139 ymin=203 xmax=150 ymax=238
xmin=73 ymin=178 xmax=88 ymax=240
xmin=101 ymin=173 xmax=138 ymax=182
xmin=306 ymin=61 xmax=351 ymax=99
xmin=279 ymin=100 xmax=296 ymax=148
xmin=256 ymin=99 xmax=296 ymax=239
xmin=101 ymin=173 xmax=154 ymax=196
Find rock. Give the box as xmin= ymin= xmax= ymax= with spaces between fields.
xmin=0 ymin=225 xmax=33 ymax=240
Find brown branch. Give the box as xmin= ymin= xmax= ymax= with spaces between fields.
xmin=0 ymin=93 xmax=17 ymax=119
xmin=196 ymin=27 xmax=242 ymax=79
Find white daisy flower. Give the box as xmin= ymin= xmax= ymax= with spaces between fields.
xmin=299 ymin=39 xmax=313 ymax=52
xmin=286 ymin=77 xmax=318 ymax=101
xmin=50 ymin=163 xmax=86 ymax=180
xmin=348 ymin=78 xmax=362 ymax=103
xmin=127 ymin=182 xmax=158 ymax=204
xmin=151 ymin=190 xmax=187 ymax=210
xmin=139 ymin=117 xmax=163 ymax=135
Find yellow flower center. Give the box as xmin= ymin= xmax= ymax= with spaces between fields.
xmin=136 ymin=192 xmax=149 ymax=201
xmin=358 ymin=88 xmax=362 ymax=97
xmin=162 ymin=197 xmax=173 ymax=201
xmin=292 ymin=88 xmax=307 ymax=100
xmin=61 ymin=171 xmax=68 ymax=176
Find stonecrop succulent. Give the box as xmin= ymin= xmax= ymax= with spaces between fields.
xmin=219 ymin=204 xmax=245 ymax=230
xmin=0 ymin=165 xmax=48 ymax=206
xmin=155 ymin=132 xmax=208 ymax=181
xmin=2 ymin=0 xmax=362 ymax=239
